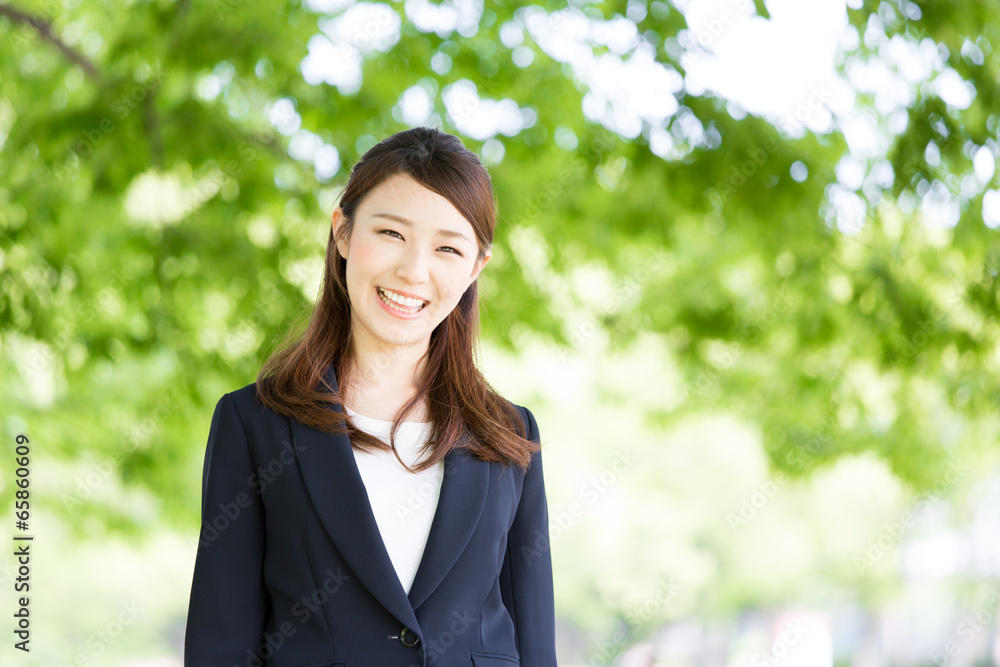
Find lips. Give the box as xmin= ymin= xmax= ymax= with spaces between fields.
xmin=378 ymin=286 xmax=429 ymax=306
xmin=376 ymin=286 xmax=427 ymax=313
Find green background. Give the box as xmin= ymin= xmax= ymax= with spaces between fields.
xmin=2 ymin=0 xmax=999 ymax=664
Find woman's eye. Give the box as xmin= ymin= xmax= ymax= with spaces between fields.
xmin=379 ymin=230 xmax=462 ymax=256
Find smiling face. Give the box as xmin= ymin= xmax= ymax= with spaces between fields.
xmin=332 ymin=172 xmax=491 ymax=357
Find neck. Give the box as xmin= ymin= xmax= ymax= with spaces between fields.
xmin=344 ymin=333 xmax=429 ymax=393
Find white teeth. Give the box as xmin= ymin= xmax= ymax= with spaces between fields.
xmin=378 ymin=287 xmax=425 ymax=312
xmin=379 ymin=287 xmax=425 ymax=309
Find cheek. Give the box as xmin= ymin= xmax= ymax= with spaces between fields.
xmin=437 ymin=270 xmax=472 ymax=304
xmin=351 ymin=242 xmax=380 ymax=265
xmin=346 ymin=242 xmax=382 ymax=283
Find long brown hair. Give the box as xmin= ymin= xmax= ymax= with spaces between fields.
xmin=256 ymin=126 xmax=538 ymax=472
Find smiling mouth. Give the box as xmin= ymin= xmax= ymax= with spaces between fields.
xmin=377 ymin=286 xmax=428 ymax=313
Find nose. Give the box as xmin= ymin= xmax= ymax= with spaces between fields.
xmin=395 ymin=245 xmax=430 ymax=284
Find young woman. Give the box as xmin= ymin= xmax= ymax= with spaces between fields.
xmin=184 ymin=127 xmax=557 ymax=667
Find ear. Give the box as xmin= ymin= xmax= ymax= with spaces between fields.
xmin=469 ymin=249 xmax=491 ymax=284
xmin=332 ymin=207 xmax=349 ymax=258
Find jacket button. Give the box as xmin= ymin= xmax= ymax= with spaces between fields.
xmin=399 ymin=626 xmax=420 ymax=647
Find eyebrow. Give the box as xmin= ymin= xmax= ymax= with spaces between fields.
xmin=370 ymin=212 xmax=474 ymax=245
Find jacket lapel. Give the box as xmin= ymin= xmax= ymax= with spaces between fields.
xmin=291 ymin=364 xmax=489 ymax=634
xmin=406 ymin=442 xmax=488 ymax=610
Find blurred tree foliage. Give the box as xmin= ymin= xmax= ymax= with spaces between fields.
xmin=1 ymin=0 xmax=998 ymax=542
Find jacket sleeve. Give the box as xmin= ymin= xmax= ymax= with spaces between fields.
xmin=184 ymin=393 xmax=269 ymax=666
xmin=499 ymin=406 xmax=558 ymax=666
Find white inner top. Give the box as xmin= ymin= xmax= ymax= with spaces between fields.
xmin=345 ymin=405 xmax=444 ymax=595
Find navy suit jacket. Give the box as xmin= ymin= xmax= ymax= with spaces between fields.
xmin=184 ymin=365 xmax=557 ymax=667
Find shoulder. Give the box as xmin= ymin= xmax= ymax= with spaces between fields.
xmin=499 ymin=397 xmax=540 ymax=446
xmin=205 ymin=381 xmax=296 ymax=465
xmin=215 ymin=380 xmax=281 ymax=427
xmin=227 ymin=380 xmax=261 ymax=408
xmin=497 ymin=395 xmax=524 ymax=430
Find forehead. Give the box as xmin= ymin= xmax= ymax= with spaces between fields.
xmin=357 ymin=173 xmax=471 ymax=229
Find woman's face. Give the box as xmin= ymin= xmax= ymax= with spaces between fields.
xmin=332 ymin=172 xmax=491 ymax=354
